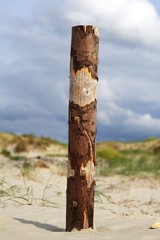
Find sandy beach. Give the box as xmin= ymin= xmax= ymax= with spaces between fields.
xmin=1 ymin=158 xmax=160 ymax=240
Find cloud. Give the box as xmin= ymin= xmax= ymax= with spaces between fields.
xmin=0 ymin=0 xmax=160 ymax=142
xmin=63 ymin=0 xmax=160 ymax=49
xmin=0 ymin=5 xmax=69 ymax=141
xmin=97 ymin=101 xmax=160 ymax=141
xmin=125 ymin=113 xmax=160 ymax=130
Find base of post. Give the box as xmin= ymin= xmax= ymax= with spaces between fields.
xmin=66 ymin=226 xmax=97 ymax=232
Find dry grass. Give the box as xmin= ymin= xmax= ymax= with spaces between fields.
xmin=0 ymin=170 xmax=62 ymax=207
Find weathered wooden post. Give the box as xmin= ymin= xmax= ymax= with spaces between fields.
xmin=66 ymin=25 xmax=99 ymax=231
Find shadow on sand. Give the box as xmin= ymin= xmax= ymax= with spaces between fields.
xmin=14 ymin=218 xmax=65 ymax=232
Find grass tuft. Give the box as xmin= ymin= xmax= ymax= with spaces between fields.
xmin=96 ymin=146 xmax=160 ymax=177
xmin=0 ymin=171 xmax=62 ymax=207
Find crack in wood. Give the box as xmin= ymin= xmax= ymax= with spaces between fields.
xmin=74 ymin=115 xmax=95 ymax=187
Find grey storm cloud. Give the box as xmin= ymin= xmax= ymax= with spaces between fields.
xmin=0 ymin=0 xmax=160 ymax=142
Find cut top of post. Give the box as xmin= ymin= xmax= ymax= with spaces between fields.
xmin=70 ymin=25 xmax=99 ymax=107
xmin=72 ymin=25 xmax=99 ymax=37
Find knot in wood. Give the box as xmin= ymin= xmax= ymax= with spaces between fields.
xmin=80 ymin=169 xmax=86 ymax=177
xmin=74 ymin=116 xmax=84 ymax=132
xmin=74 ymin=116 xmax=80 ymax=124
xmin=73 ymin=201 xmax=77 ymax=208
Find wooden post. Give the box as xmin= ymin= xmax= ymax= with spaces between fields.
xmin=66 ymin=25 xmax=99 ymax=231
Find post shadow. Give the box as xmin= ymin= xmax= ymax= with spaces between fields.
xmin=14 ymin=218 xmax=65 ymax=232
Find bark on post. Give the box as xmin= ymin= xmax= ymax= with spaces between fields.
xmin=66 ymin=25 xmax=99 ymax=231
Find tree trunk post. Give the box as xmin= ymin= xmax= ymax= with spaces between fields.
xmin=66 ymin=25 xmax=99 ymax=232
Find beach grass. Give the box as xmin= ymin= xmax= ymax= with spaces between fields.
xmin=96 ymin=139 xmax=160 ymax=177
xmin=0 ymin=171 xmax=63 ymax=207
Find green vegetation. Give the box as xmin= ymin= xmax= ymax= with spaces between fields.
xmin=0 ymin=132 xmax=160 ymax=178
xmin=13 ymin=134 xmax=58 ymax=152
xmin=143 ymin=137 xmax=158 ymax=142
xmin=0 ymin=172 xmax=62 ymax=207
xmin=95 ymin=184 xmax=112 ymax=203
xmin=1 ymin=149 xmax=11 ymax=158
xmin=0 ymin=132 xmax=62 ymax=152
xmin=0 ymin=177 xmax=33 ymax=205
xmin=96 ymin=139 xmax=160 ymax=177
xmin=1 ymin=148 xmax=25 ymax=161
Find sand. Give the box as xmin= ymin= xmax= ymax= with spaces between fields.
xmin=1 ymin=160 xmax=160 ymax=240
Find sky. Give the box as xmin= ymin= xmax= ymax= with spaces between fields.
xmin=0 ymin=0 xmax=160 ymax=142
